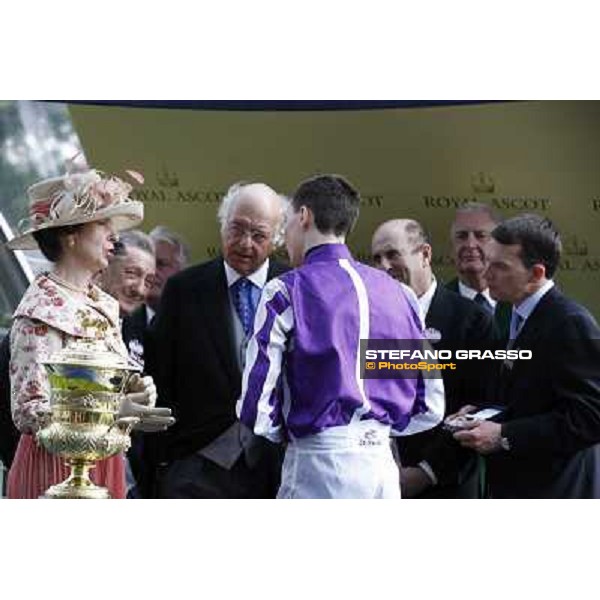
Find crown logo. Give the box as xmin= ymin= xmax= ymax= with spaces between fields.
xmin=156 ymin=166 xmax=179 ymax=188
xmin=563 ymin=234 xmax=588 ymax=257
xmin=471 ymin=172 xmax=495 ymax=194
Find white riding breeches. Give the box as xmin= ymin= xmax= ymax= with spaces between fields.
xmin=277 ymin=421 xmax=400 ymax=499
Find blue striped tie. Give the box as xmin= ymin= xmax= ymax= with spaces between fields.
xmin=232 ymin=278 xmax=257 ymax=337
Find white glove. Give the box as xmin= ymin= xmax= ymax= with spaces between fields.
xmin=119 ymin=373 xmax=175 ymax=432
xmin=124 ymin=374 xmax=157 ymax=407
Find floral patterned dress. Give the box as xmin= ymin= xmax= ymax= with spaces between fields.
xmin=7 ymin=274 xmax=128 ymax=499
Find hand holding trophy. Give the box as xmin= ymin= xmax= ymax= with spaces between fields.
xmin=118 ymin=373 xmax=175 ymax=433
xmin=36 ymin=338 xmax=174 ymax=499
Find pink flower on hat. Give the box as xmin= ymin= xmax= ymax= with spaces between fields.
xmin=89 ymin=176 xmax=133 ymax=209
xmin=7 ymin=165 xmax=145 ymax=251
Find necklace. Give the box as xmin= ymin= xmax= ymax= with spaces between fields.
xmin=47 ymin=272 xmax=96 ymax=298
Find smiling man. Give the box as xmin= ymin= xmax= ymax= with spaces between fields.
xmin=371 ymin=218 xmax=494 ymax=498
xmin=143 ymin=182 xmax=288 ymax=498
xmin=98 ymin=229 xmax=156 ymax=317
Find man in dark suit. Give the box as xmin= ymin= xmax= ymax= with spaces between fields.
xmin=121 ymin=228 xmax=189 ymax=497
xmin=143 ymin=182 xmax=288 ymax=498
xmin=98 ymin=229 xmax=157 ymax=498
xmin=372 ymin=218 xmax=495 ymax=498
xmin=121 ymin=303 xmax=152 ymax=366
xmin=121 ymin=227 xmax=190 ymax=368
xmin=454 ymin=214 xmax=600 ymax=498
xmin=446 ymin=202 xmax=511 ymax=340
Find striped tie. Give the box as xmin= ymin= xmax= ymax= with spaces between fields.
xmin=232 ymin=278 xmax=257 ymax=337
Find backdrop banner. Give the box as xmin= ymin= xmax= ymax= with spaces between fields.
xmin=69 ymin=101 xmax=600 ymax=319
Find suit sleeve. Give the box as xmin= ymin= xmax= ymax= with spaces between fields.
xmin=502 ymin=312 xmax=600 ymax=457
xmin=407 ymin=299 xmax=495 ymax=484
xmin=394 ymin=285 xmax=445 ymax=436
xmin=145 ymin=276 xmax=181 ymax=410
xmin=142 ymin=276 xmax=181 ymax=471
xmin=236 ymin=278 xmax=294 ymax=443
xmin=395 ymin=372 xmax=445 ymax=436
xmin=462 ymin=304 xmax=498 ymax=407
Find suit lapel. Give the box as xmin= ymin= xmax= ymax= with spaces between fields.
xmin=195 ymin=259 xmax=240 ymax=381
xmin=497 ymin=287 xmax=559 ymax=402
xmin=425 ymin=285 xmax=445 ymax=329
xmin=193 ymin=258 xmax=288 ymax=384
xmin=444 ymin=278 xmax=460 ymax=294
xmin=511 ymin=287 xmax=559 ymax=350
xmin=138 ymin=305 xmax=148 ymax=333
xmin=493 ymin=301 xmax=512 ymax=341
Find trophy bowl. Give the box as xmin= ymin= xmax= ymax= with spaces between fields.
xmin=36 ymin=337 xmax=141 ymax=499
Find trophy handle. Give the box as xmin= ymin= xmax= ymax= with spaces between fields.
xmin=110 ymin=416 xmax=140 ymax=436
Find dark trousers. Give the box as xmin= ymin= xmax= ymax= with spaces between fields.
xmin=158 ymin=446 xmax=283 ymax=499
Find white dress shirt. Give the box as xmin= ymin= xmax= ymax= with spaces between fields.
xmin=418 ymin=277 xmax=437 ymax=318
xmin=458 ymin=280 xmax=497 ymax=310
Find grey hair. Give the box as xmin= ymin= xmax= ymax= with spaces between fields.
xmin=115 ymin=229 xmax=155 ymax=258
xmin=452 ymin=202 xmax=502 ymax=227
xmin=149 ymin=225 xmax=190 ymax=266
xmin=217 ymin=181 xmax=288 ymax=247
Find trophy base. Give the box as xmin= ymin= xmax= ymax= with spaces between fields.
xmin=44 ymin=481 xmax=111 ymax=500
xmin=43 ymin=459 xmax=112 ymax=499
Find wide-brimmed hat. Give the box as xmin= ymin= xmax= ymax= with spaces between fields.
xmin=7 ymin=168 xmax=145 ymax=251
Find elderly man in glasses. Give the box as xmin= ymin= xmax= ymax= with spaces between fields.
xmin=143 ymin=182 xmax=288 ymax=498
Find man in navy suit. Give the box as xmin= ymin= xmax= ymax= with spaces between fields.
xmin=144 ymin=182 xmax=288 ymax=498
xmin=372 ymin=218 xmax=495 ymax=498
xmin=454 ymin=214 xmax=600 ymax=498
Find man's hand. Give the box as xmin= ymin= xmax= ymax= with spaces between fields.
xmin=400 ymin=466 xmax=433 ymax=498
xmin=453 ymin=420 xmax=502 ymax=454
xmin=445 ymin=404 xmax=479 ymax=423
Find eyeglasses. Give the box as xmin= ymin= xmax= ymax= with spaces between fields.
xmin=225 ymin=222 xmax=271 ymax=244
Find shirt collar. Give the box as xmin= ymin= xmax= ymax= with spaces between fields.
xmin=418 ymin=277 xmax=437 ymax=317
xmin=514 ymin=279 xmax=555 ymax=322
xmin=458 ymin=279 xmax=497 ymax=307
xmin=224 ymin=258 xmax=270 ymax=289
xmin=146 ymin=305 xmax=155 ymax=325
xmin=304 ymin=243 xmax=352 ymax=264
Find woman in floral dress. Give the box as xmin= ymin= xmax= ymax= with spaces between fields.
xmin=6 ymin=167 xmax=174 ymax=499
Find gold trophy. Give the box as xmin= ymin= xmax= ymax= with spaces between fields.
xmin=37 ymin=337 xmax=141 ymax=499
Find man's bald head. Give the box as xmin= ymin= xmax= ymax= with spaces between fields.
xmin=371 ymin=218 xmax=433 ymax=297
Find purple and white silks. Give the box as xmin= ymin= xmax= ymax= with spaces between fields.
xmin=236 ymin=244 xmax=444 ymax=443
